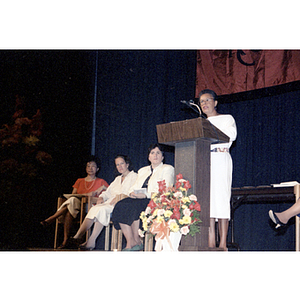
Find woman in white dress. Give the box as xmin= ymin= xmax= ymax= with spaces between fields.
xmin=199 ymin=89 xmax=237 ymax=250
xmin=70 ymin=155 xmax=137 ymax=250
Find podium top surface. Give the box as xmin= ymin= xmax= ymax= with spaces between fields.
xmin=156 ymin=117 xmax=229 ymax=146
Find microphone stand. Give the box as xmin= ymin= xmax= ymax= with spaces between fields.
xmin=181 ymin=100 xmax=206 ymax=118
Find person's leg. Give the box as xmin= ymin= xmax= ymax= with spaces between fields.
xmin=42 ymin=206 xmax=68 ymax=225
xmin=83 ymin=221 xmax=104 ymax=249
xmin=208 ymin=218 xmax=216 ymax=248
xmin=73 ymin=217 xmax=94 ymax=239
xmin=275 ymin=200 xmax=300 ymax=224
xmin=120 ymin=223 xmax=137 ymax=249
xmin=131 ymin=219 xmax=142 ymax=246
xmin=59 ymin=211 xmax=74 ymax=247
xmin=218 ymin=218 xmax=229 ymax=250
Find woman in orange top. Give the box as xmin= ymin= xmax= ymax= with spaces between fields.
xmin=40 ymin=156 xmax=108 ymax=249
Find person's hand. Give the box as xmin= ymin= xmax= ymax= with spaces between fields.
xmin=93 ymin=191 xmax=99 ymax=197
xmin=130 ymin=192 xmax=147 ymax=199
xmin=92 ymin=185 xmax=107 ymax=197
xmin=96 ymin=197 xmax=104 ymax=205
xmin=110 ymin=197 xmax=117 ymax=206
xmin=92 ymin=190 xmax=101 ymax=197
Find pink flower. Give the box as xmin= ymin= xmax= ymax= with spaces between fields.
xmin=180 ymin=226 xmax=190 ymax=235
xmin=176 ymin=173 xmax=183 ymax=181
xmin=194 ymin=202 xmax=201 ymax=211
xmin=175 ymin=181 xmax=181 ymax=189
xmin=171 ymin=206 xmax=181 ymax=220
xmin=148 ymin=199 xmax=157 ymax=209
xmin=174 ymin=191 xmax=183 ymax=198
xmin=184 ymin=180 xmax=191 ymax=190
xmin=157 ymin=209 xmax=165 ymax=216
xmin=189 ymin=194 xmax=197 ymax=202
xmin=183 ymin=208 xmax=191 ymax=217
xmin=158 ymin=180 xmax=167 ymax=193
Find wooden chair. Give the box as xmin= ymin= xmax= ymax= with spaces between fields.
xmin=81 ymin=197 xmax=124 ymax=251
xmin=53 ymin=196 xmax=68 ymax=249
xmin=54 ymin=196 xmax=123 ymax=250
xmin=80 ymin=196 xmax=98 ymax=240
xmin=110 ymin=222 xmax=123 ymax=251
xmin=54 ymin=195 xmax=91 ymax=249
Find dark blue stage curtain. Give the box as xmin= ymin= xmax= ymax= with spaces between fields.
xmin=92 ymin=50 xmax=300 ymax=250
xmin=218 ymin=83 xmax=300 ymax=250
xmin=94 ymin=50 xmax=197 ymax=184
xmin=218 ymin=85 xmax=300 ymax=188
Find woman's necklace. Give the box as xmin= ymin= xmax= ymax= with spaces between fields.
xmin=85 ymin=177 xmax=96 ymax=191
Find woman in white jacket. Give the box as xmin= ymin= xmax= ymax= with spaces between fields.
xmin=112 ymin=144 xmax=174 ymax=251
xmin=70 ymin=155 xmax=137 ymax=250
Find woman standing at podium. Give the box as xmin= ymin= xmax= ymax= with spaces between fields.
xmin=198 ymin=89 xmax=237 ymax=250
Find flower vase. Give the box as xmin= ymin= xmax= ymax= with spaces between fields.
xmin=161 ymin=232 xmax=182 ymax=251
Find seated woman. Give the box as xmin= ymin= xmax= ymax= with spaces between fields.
xmin=269 ymin=198 xmax=300 ymax=229
xmin=40 ymin=156 xmax=109 ymax=249
xmin=70 ymin=155 xmax=137 ymax=250
xmin=112 ymin=143 xmax=174 ymax=251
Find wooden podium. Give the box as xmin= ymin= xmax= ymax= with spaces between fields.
xmin=156 ymin=117 xmax=229 ymax=250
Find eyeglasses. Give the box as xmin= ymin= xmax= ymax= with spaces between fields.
xmin=199 ymin=98 xmax=214 ymax=104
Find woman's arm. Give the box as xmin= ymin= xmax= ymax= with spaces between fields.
xmin=129 ymin=191 xmax=147 ymax=199
xmin=110 ymin=193 xmax=129 ymax=206
xmin=96 ymin=196 xmax=104 ymax=205
xmin=87 ymin=185 xmax=107 ymax=197
xmin=217 ymin=115 xmax=237 ymax=142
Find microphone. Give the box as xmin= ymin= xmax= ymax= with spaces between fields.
xmin=181 ymin=99 xmax=203 ymax=117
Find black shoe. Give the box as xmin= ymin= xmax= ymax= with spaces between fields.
xmin=57 ymin=243 xmax=68 ymax=250
xmin=40 ymin=220 xmax=50 ymax=228
xmin=79 ymin=245 xmax=94 ymax=251
xmin=65 ymin=237 xmax=81 ymax=249
xmin=269 ymin=210 xmax=287 ymax=229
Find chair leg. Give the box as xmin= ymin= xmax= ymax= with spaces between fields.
xmin=105 ymin=225 xmax=110 ymax=251
xmin=111 ymin=226 xmax=118 ymax=250
xmin=54 ymin=219 xmax=59 ymax=249
xmin=54 ymin=197 xmax=67 ymax=249
xmin=117 ymin=229 xmax=123 ymax=251
xmin=111 ymin=225 xmax=123 ymax=251
xmin=144 ymin=232 xmax=153 ymax=251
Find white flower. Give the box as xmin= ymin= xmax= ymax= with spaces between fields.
xmin=168 ymin=219 xmax=177 ymax=225
xmin=138 ymin=229 xmax=144 ymax=237
xmin=147 ymin=215 xmax=154 ymax=222
xmin=157 ymin=209 xmax=165 ymax=216
xmin=145 ymin=206 xmax=152 ymax=215
xmin=180 ymin=226 xmax=190 ymax=235
xmin=183 ymin=208 xmax=191 ymax=216
xmin=189 ymin=194 xmax=197 ymax=202
xmin=174 ymin=191 xmax=183 ymax=198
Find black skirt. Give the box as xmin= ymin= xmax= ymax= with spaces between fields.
xmin=112 ymin=197 xmax=150 ymax=230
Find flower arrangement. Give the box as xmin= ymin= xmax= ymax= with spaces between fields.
xmin=139 ymin=173 xmax=201 ymax=245
xmin=0 ymin=95 xmax=52 ymax=184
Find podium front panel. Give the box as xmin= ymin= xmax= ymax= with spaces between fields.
xmin=175 ymin=139 xmax=211 ymax=250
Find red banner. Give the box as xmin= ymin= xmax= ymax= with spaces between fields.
xmin=195 ymin=50 xmax=300 ymax=96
